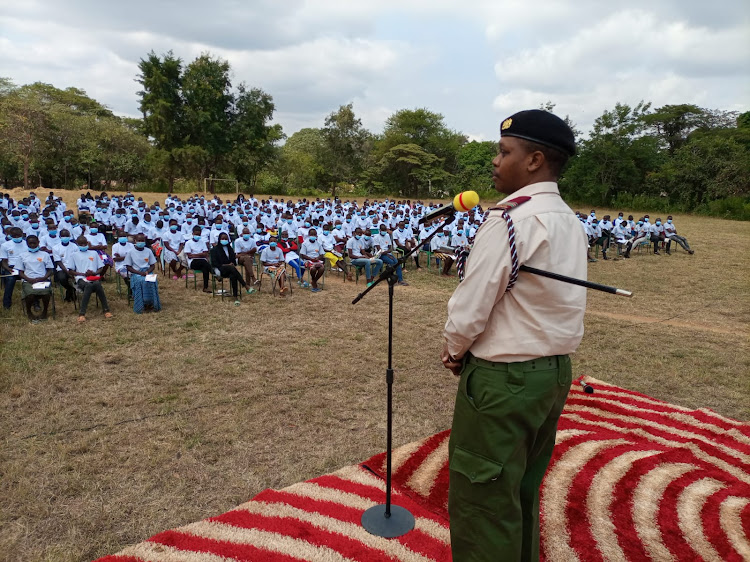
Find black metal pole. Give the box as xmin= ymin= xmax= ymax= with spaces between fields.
xmin=519 ymin=265 xmax=633 ymax=297
xmin=385 ymin=275 xmax=395 ymax=517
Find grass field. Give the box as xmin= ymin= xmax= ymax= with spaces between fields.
xmin=1 ymin=189 xmax=749 ymax=561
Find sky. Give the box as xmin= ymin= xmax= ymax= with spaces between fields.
xmin=1 ymin=0 xmax=748 ymax=141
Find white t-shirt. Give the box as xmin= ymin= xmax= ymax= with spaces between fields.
xmin=17 ymin=250 xmax=54 ymax=278
xmin=0 ymin=240 xmax=27 ymax=269
xmin=124 ymin=247 xmax=156 ymax=273
xmin=65 ymin=249 xmax=103 ymax=280
xmin=300 ymin=240 xmax=324 ymax=260
xmin=260 ymin=246 xmax=284 ymax=264
xmin=112 ymin=241 xmax=135 ymax=272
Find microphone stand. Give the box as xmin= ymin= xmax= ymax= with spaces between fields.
xmin=354 ymin=214 xmax=455 ymax=538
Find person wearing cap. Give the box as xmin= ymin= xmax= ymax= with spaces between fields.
xmin=442 ymin=109 xmax=587 ymax=561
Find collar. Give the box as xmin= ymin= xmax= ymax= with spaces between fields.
xmin=497 ymin=181 xmax=559 ymax=206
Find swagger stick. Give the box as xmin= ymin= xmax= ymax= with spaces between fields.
xmin=519 ymin=265 xmax=633 ymax=297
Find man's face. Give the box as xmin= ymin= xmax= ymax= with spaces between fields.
xmin=492 ymin=137 xmax=530 ymax=195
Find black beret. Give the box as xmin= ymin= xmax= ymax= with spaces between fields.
xmin=500 ymin=109 xmax=576 ymax=156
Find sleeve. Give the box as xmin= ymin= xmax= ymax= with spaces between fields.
xmin=16 ymin=255 xmax=26 ymax=272
xmin=44 ymin=253 xmax=54 ymax=269
xmin=122 ymin=251 xmax=133 ymax=269
xmin=148 ymin=249 xmax=156 ymax=266
xmin=443 ymin=217 xmax=515 ymax=359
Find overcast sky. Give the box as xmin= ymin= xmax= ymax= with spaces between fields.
xmin=1 ymin=0 xmax=748 ymax=141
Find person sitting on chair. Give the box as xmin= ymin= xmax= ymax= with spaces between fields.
xmin=299 ymin=228 xmax=325 ymax=293
xmin=260 ymin=236 xmax=288 ymax=296
xmin=65 ymin=235 xmax=113 ymax=323
xmin=163 ymin=219 xmax=186 ymax=279
xmin=373 ymin=224 xmax=408 ymax=286
xmin=184 ymin=226 xmax=211 ymax=293
xmin=1 ymin=226 xmax=27 ymax=310
xmin=52 ymin=228 xmax=77 ymax=302
xmin=124 ymin=233 xmax=161 ymax=313
xmin=393 ymin=220 xmax=421 ymax=269
xmin=210 ymin=232 xmax=251 ymax=305
xmin=663 ymin=216 xmax=694 ymax=254
xmin=278 ymin=230 xmax=306 ymax=287
xmin=17 ymin=235 xmax=54 ymax=323
xmin=346 ymin=227 xmax=383 ymax=287
xmin=431 ymin=226 xmax=456 ymax=277
xmin=234 ymin=227 xmax=259 ymax=291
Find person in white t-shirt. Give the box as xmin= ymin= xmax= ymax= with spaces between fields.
xmin=234 ymin=227 xmax=259 ymax=290
xmin=124 ymin=233 xmax=160 ymax=313
xmin=393 ymin=220 xmax=421 ymax=269
xmin=346 ymin=227 xmax=383 ymax=286
xmin=663 ymin=216 xmax=694 ymax=254
xmin=260 ymin=236 xmax=288 ymax=295
xmin=299 ymin=228 xmax=325 ymax=292
xmin=163 ymin=220 xmax=186 ymax=279
xmin=65 ymin=236 xmax=113 ymax=322
xmin=183 ymin=226 xmax=211 ymax=293
xmin=16 ymin=235 xmax=55 ymax=322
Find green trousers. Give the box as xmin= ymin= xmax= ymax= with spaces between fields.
xmin=448 ymin=354 xmax=572 ymax=562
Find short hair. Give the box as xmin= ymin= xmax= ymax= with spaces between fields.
xmin=518 ymin=139 xmax=569 ymax=178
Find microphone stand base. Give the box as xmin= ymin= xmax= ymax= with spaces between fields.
xmin=361 ymin=504 xmax=415 ymax=538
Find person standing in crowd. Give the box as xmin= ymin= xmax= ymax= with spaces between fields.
xmin=442 ymin=110 xmax=587 ymax=561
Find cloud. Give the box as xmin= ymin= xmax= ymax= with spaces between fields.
xmin=0 ymin=0 xmax=748 ymax=142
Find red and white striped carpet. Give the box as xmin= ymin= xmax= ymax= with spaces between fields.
xmin=97 ymin=377 xmax=749 ymax=561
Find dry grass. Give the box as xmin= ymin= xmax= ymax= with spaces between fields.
xmin=0 ymin=189 xmax=748 ymax=561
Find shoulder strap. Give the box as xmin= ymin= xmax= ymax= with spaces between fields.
xmin=487 ymin=196 xmax=532 ymax=292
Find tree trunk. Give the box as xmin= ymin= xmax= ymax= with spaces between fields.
xmin=23 ymin=159 xmax=29 ymax=190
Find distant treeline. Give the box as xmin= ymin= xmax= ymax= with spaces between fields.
xmin=1 ymin=51 xmax=748 ymax=219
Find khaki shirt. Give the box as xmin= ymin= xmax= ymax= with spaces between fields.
xmin=444 ymin=181 xmax=587 ymax=362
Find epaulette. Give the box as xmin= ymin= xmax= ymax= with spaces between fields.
xmin=488 ymin=195 xmax=531 ymax=213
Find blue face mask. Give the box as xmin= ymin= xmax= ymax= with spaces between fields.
xmin=170 ymin=226 xmax=178 ymax=232
xmin=193 ymin=235 xmax=201 ymax=241
xmin=638 ymin=222 xmax=643 ymax=226
xmin=28 ymin=246 xmax=40 ymax=253
xmin=256 ymin=228 xmax=263 ymax=234
xmin=242 ymin=221 xmax=249 ymax=226
xmin=22 ymin=214 xmax=29 ymax=220
xmin=135 ymin=241 xmax=146 ymax=249
xmin=668 ymin=219 xmax=672 ymax=224
xmin=287 ymin=219 xmax=293 ymax=224
xmin=335 ymin=225 xmax=342 ymax=230
xmin=242 ymin=234 xmax=251 ymax=241
xmin=437 ymin=233 xmax=444 ymax=237
xmin=118 ymin=237 xmax=127 ymax=244
xmin=364 ymin=235 xmax=371 ymax=241
xmin=64 ymin=216 xmax=72 ymax=222
xmin=61 ymin=237 xmax=71 ymax=244
xmin=270 ymin=242 xmax=277 ymax=249
xmin=309 ymin=236 xmax=317 ymax=242
xmin=304 ymin=222 xmax=311 ymax=227
xmin=220 ymin=239 xmax=229 ymax=246
xmin=187 ymin=219 xmax=193 ymax=224
xmin=656 ymin=221 xmax=661 ymax=226
xmin=90 ymin=228 xmax=98 ymax=235
xmin=48 ymin=230 xmax=57 ymax=236
xmin=12 ymin=237 xmax=22 ymax=243
xmin=78 ymin=245 xmax=89 ymax=252
xmin=355 ymin=235 xmax=361 ymax=240
xmin=323 ymin=230 xmax=330 ymax=235
xmin=399 ymin=227 xmax=404 ymax=232
xmin=346 ymin=219 xmax=352 ymax=223
xmin=30 ymin=223 xmax=39 ymax=230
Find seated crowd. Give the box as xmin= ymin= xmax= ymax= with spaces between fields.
xmin=0 ymin=190 xmax=694 ymax=322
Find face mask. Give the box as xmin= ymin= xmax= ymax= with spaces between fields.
xmin=220 ymin=239 xmax=229 ymax=246
xmin=638 ymin=222 xmax=643 ymax=226
xmin=380 ymin=231 xmax=386 ymax=236
xmin=364 ymin=235 xmax=371 ymax=241
xmin=309 ymin=236 xmax=317 ymax=242
xmin=215 ymin=222 xmax=222 ymax=227
xmin=270 ymin=242 xmax=277 ymax=249
xmin=437 ymin=233 xmax=444 ymax=237
xmin=28 ymin=246 xmax=40 ymax=253
xmin=135 ymin=241 xmax=146 ymax=249
xmin=61 ymin=237 xmax=70 ymax=244
xmin=193 ymin=235 xmax=201 ymax=241
xmin=242 ymin=234 xmax=251 ymax=240
xmin=287 ymin=219 xmax=293 ymax=224
xmin=304 ymin=222 xmax=310 ymax=227
xmin=21 ymin=214 xmax=29 ymax=220
xmin=30 ymin=223 xmax=39 ymax=230
xmin=346 ymin=219 xmax=352 ymax=223
xmin=187 ymin=219 xmax=193 ymax=224
xmin=12 ymin=237 xmax=22 ymax=243
xmin=78 ymin=245 xmax=89 ymax=252
xmin=242 ymin=222 xmax=249 ymax=226
xmin=170 ymin=226 xmax=178 ymax=232
xmin=48 ymin=230 xmax=57 ymax=236
xmin=656 ymin=221 xmax=661 ymax=226
xmin=399 ymin=227 xmax=404 ymax=232
xmin=256 ymin=229 xmax=262 ymax=233
xmin=668 ymin=219 xmax=672 ymax=224
xmin=335 ymin=225 xmax=342 ymax=230
xmin=355 ymin=235 xmax=361 ymax=240
xmin=64 ymin=216 xmax=72 ymax=222
xmin=90 ymin=228 xmax=98 ymax=235
xmin=118 ymin=237 xmax=127 ymax=244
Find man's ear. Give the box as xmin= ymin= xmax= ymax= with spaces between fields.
xmin=526 ymin=150 xmax=545 ymax=173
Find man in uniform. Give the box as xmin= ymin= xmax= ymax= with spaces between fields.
xmin=441 ymin=109 xmax=587 ymax=561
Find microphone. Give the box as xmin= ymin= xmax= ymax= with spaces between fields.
xmin=579 ymin=380 xmax=594 ymax=394
xmin=418 ymin=191 xmax=479 ymax=224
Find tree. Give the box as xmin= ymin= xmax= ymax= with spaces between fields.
xmin=455 ymin=140 xmax=497 ymax=194
xmin=321 ymin=103 xmax=371 ymax=197
xmin=137 ymin=51 xmax=184 ymax=192
xmin=370 ymin=143 xmax=450 ymax=197
xmin=181 ymin=53 xmax=232 ymax=190
xmin=230 ymin=85 xmax=283 ymax=190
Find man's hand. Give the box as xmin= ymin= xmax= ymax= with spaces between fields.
xmin=441 ymin=341 xmax=463 ymax=377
